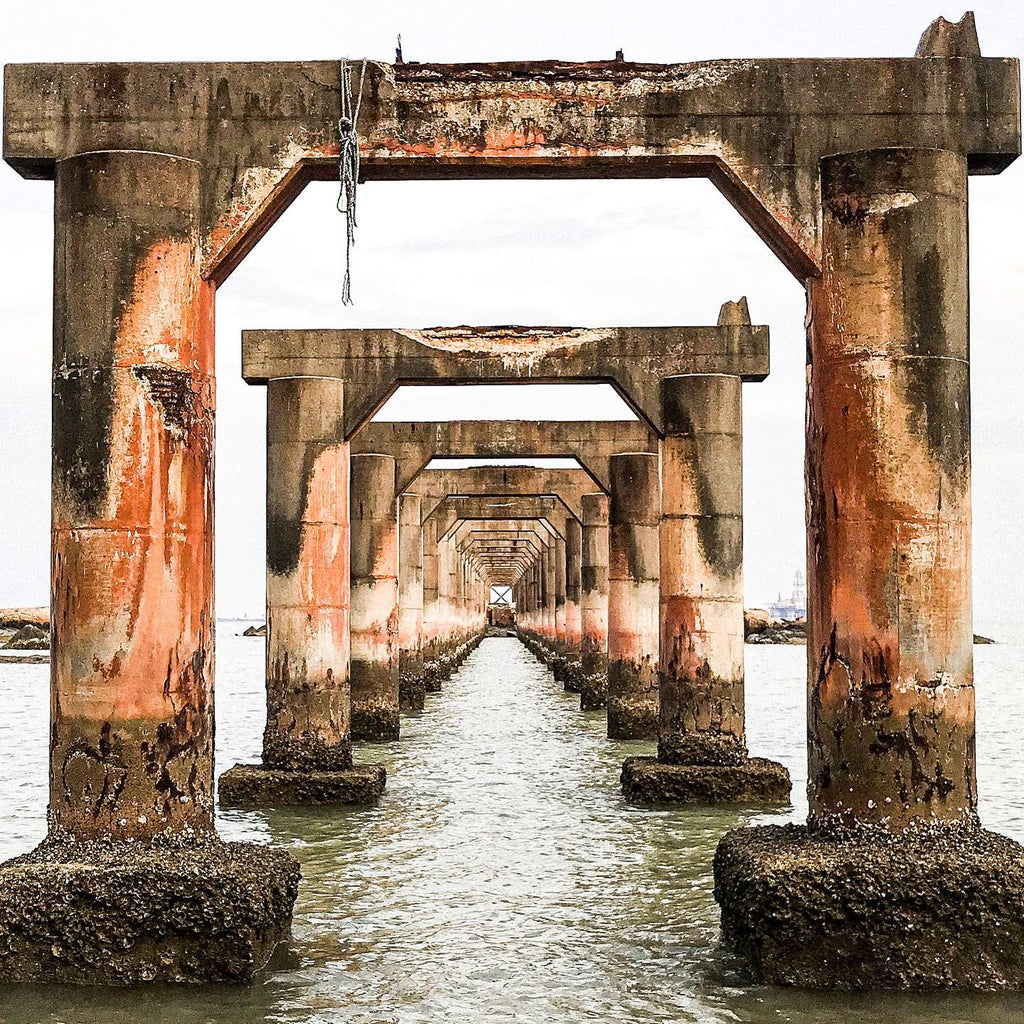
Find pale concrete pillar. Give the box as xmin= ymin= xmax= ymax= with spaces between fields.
xmin=607 ymin=453 xmax=660 ymax=739
xmin=421 ymin=516 xmax=441 ymax=690
xmin=350 ymin=454 xmax=399 ymax=741
xmin=563 ymin=517 xmax=584 ymax=691
xmin=580 ymin=493 xmax=610 ymax=711
xmin=398 ymin=493 xmax=425 ymax=712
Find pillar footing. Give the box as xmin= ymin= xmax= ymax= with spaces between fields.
xmin=607 ymin=702 xmax=658 ymax=741
xmin=579 ymin=674 xmax=607 ymax=711
xmin=0 ymin=836 xmax=298 ymax=984
xmin=219 ymin=763 xmax=386 ymax=806
xmin=561 ymin=659 xmax=584 ymax=693
xmin=399 ymin=676 xmax=426 ymax=712
xmin=621 ymin=755 xmax=790 ymax=805
xmin=713 ymin=823 xmax=1024 ymax=990
xmin=350 ymin=710 xmax=400 ymax=743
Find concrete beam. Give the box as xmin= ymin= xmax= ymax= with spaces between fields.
xmin=243 ymin=320 xmax=768 ymax=436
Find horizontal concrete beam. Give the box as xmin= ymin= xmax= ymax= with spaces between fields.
xmin=353 ymin=419 xmax=657 ymax=492
xmin=242 ymin=323 xmax=767 ymax=436
xmin=5 ymin=33 xmax=1018 ymax=279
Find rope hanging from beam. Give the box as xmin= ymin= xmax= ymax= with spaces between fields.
xmin=337 ymin=58 xmax=367 ymax=305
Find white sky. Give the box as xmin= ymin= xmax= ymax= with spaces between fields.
xmin=1 ymin=1 xmax=1022 ymax=628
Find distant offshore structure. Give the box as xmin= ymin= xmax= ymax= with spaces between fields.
xmin=767 ymin=571 xmax=806 ymax=621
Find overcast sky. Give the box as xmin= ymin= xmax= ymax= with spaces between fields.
xmin=1 ymin=1 xmax=1022 ymax=630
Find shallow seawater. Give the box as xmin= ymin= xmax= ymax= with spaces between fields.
xmin=1 ymin=626 xmax=1024 ymax=1023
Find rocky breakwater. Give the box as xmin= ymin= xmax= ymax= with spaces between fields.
xmin=744 ymin=608 xmax=994 ymax=646
xmin=0 ymin=608 xmax=50 ymax=663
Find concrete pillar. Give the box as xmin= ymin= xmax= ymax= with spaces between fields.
xmin=806 ymin=149 xmax=975 ymax=830
xmin=398 ymin=493 xmax=425 ymax=712
xmin=421 ymin=516 xmax=441 ymax=690
xmin=563 ymin=517 xmax=584 ymax=691
xmin=350 ymin=454 xmax=400 ymax=741
xmin=715 ymin=149 xmax=1024 ymax=991
xmin=263 ymin=377 xmax=352 ymax=769
xmin=580 ymin=493 xmax=610 ymax=711
xmin=221 ymin=378 xmax=385 ymax=806
xmin=0 ymin=150 xmax=297 ymax=985
xmin=621 ymin=374 xmax=788 ymax=803
xmin=607 ymin=454 xmax=660 ymax=739
xmin=544 ymin=542 xmax=557 ymax=647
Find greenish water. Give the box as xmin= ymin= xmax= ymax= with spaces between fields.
xmin=1 ymin=629 xmax=1024 ymax=1023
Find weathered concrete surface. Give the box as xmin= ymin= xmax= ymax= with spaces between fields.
xmin=262 ymin=376 xmax=352 ymax=771
xmin=6 ymin=45 xmax=1018 ymax=283
xmin=657 ymin=375 xmax=747 ymax=768
xmin=49 ymin=150 xmax=216 ymax=841
xmin=350 ymin=454 xmax=400 ymax=741
xmin=607 ymin=454 xmax=660 ymax=739
xmin=714 ymin=823 xmax=1024 ymax=990
xmin=218 ymin=763 xmax=386 ymax=807
xmin=715 ymin=144 xmax=1024 ymax=991
xmin=806 ymin=149 xmax=975 ymax=831
xmin=398 ymin=492 xmax=426 ymax=712
xmin=562 ymin=517 xmax=584 ymax=691
xmin=0 ymin=837 xmax=298 ymax=984
xmin=621 ymin=756 xmax=790 ymax=805
xmin=580 ymin=493 xmax=610 ymax=711
xmin=244 ymin=325 xmax=767 ymax=436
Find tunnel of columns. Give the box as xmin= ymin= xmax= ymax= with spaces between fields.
xmin=1 ymin=10 xmax=1023 ymax=994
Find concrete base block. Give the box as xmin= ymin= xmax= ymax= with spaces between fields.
xmin=621 ymin=755 xmax=791 ymax=805
xmin=713 ymin=823 xmax=1024 ymax=990
xmin=0 ymin=837 xmax=298 ymax=985
xmin=399 ymin=676 xmax=426 ymax=712
xmin=351 ymin=709 xmax=400 ymax=742
xmin=561 ymin=660 xmax=584 ymax=693
xmin=219 ymin=763 xmax=386 ymax=807
xmin=607 ymin=701 xmax=657 ymax=740
xmin=579 ymin=674 xmax=607 ymax=711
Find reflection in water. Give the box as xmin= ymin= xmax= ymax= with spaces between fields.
xmin=1 ymin=630 xmax=1023 ymax=1022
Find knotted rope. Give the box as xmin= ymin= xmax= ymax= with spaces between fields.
xmin=338 ymin=58 xmax=367 ymax=305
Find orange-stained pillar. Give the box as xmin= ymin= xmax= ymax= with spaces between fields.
xmin=658 ymin=374 xmax=746 ymax=765
xmin=807 ymin=148 xmax=975 ymax=830
xmin=264 ymin=376 xmax=352 ymax=769
xmin=580 ymin=493 xmax=610 ymax=711
xmin=421 ymin=515 xmax=442 ymax=690
xmin=350 ymin=454 xmax=400 ymax=741
xmin=563 ymin=517 xmax=584 ymax=690
xmin=50 ymin=151 xmax=216 ymax=840
xmin=607 ymin=453 xmax=660 ymax=739
xmin=398 ymin=493 xmax=425 ymax=711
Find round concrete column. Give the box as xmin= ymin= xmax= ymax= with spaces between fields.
xmin=580 ymin=493 xmax=610 ymax=711
xmin=398 ymin=493 xmax=425 ymax=711
xmin=544 ymin=542 xmax=557 ymax=644
xmin=607 ymin=453 xmax=660 ymax=739
xmin=555 ymin=536 xmax=568 ymax=645
xmin=350 ymin=454 xmax=400 ymax=741
xmin=263 ymin=376 xmax=351 ymax=770
xmin=50 ymin=151 xmax=216 ymax=840
xmin=421 ymin=516 xmax=441 ymax=690
xmin=713 ymin=149 xmax=1011 ymax=993
xmin=806 ymin=148 xmax=974 ymax=831
xmin=658 ymin=374 xmax=745 ymax=765
xmin=563 ymin=517 xmax=584 ymax=690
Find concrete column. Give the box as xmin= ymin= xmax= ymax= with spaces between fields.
xmin=0 ymin=150 xmax=297 ymax=985
xmin=398 ymin=493 xmax=425 ymax=712
xmin=715 ymin=149 xmax=1022 ymax=992
xmin=659 ymin=374 xmax=745 ymax=764
xmin=607 ymin=453 xmax=660 ymax=739
xmin=48 ymin=151 xmax=215 ymax=840
xmin=350 ymin=454 xmax=400 ymax=741
xmin=621 ymin=374 xmax=788 ymax=803
xmin=263 ymin=378 xmax=351 ymax=769
xmin=803 ymin=148 xmax=975 ymax=830
xmin=221 ymin=379 xmax=385 ymax=806
xmin=544 ymin=542 xmax=557 ymax=647
xmin=563 ymin=517 xmax=584 ymax=691
xmin=421 ymin=516 xmax=441 ymax=690
xmin=580 ymin=493 xmax=610 ymax=711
